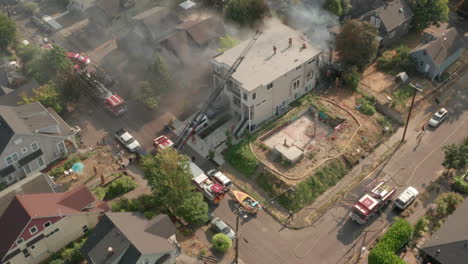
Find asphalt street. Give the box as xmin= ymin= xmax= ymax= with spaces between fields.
xmin=207 ymin=73 xmax=468 ymax=264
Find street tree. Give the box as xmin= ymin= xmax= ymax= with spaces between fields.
xmin=138 ymin=81 xmax=160 ymax=110
xmin=175 ymin=192 xmax=209 ymax=225
xmin=442 ymin=138 xmax=468 ymax=170
xmin=218 ymin=35 xmax=240 ymax=52
xmin=412 ymin=0 xmax=449 ymax=31
xmin=141 ymin=148 xmax=195 ymax=210
xmin=33 ymin=46 xmax=73 ymax=84
xmin=343 ymin=66 xmax=361 ymax=91
xmin=336 ymin=20 xmax=379 ymax=70
xmin=0 ymin=12 xmax=16 ymax=49
xmin=212 ymin=233 xmax=233 ymax=252
xmin=324 ymin=0 xmax=343 ymax=16
xmin=226 ymin=0 xmax=269 ymax=26
xmin=20 ymin=81 xmax=63 ymax=113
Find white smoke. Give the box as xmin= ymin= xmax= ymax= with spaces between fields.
xmin=286 ymin=2 xmax=339 ymax=50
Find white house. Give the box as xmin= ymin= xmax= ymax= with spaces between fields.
xmin=212 ymin=21 xmax=322 ymax=136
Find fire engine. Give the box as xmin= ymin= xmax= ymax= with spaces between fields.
xmin=350 ymin=182 xmax=397 ymax=224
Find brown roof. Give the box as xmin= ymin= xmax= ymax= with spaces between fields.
xmin=423 ymin=22 xmax=450 ymax=39
xmin=0 ymin=198 xmax=30 ymax=261
xmin=413 ymin=27 xmax=463 ymax=65
xmin=162 ymin=30 xmax=193 ymax=65
xmin=177 ymin=16 xmax=225 ymax=46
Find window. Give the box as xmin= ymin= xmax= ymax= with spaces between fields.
xmin=31 ymin=142 xmax=39 ymax=151
xmin=243 ymin=92 xmax=247 ymax=100
xmin=82 ymin=225 xmax=89 ymax=233
xmin=233 ymin=96 xmax=241 ymax=107
xmin=308 ymin=59 xmax=315 ymax=65
xmin=292 ymin=79 xmax=300 ymax=90
xmin=213 ymin=64 xmax=220 ymax=73
xmin=252 ymin=93 xmax=256 ymax=100
xmin=375 ymin=18 xmax=381 ymax=28
xmin=43 ymin=221 xmax=51 ymax=228
xmin=30 ymin=245 xmax=35 ymax=250
xmin=22 ymin=249 xmax=30 ymax=258
xmin=403 ymin=23 xmax=408 ymax=30
xmin=21 ymin=147 xmax=28 ymax=154
xmin=37 ymin=157 xmax=45 ymax=167
xmin=57 ymin=142 xmax=66 ymax=153
xmin=29 ymin=226 xmax=38 ymax=235
xmin=17 ymin=238 xmax=24 ymax=245
xmin=267 ymin=83 xmax=273 ymax=90
xmin=24 ymin=164 xmax=32 ymax=174
xmin=14 ymin=138 xmax=23 ymax=145
xmin=370 ymin=16 xmax=376 ymax=25
xmin=6 ymin=153 xmax=19 ymax=165
xmin=389 ymin=31 xmax=395 ymax=38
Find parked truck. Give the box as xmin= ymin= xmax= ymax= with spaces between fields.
xmin=78 ymin=72 xmax=127 ymax=117
xmin=189 ymin=162 xmax=227 ymax=204
xmin=349 ymin=182 xmax=397 ymax=224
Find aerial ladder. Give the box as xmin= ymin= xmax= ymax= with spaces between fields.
xmin=174 ymin=31 xmax=262 ymax=150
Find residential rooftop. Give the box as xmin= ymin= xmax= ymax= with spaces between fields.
xmin=366 ymin=0 xmax=414 ymax=31
xmin=213 ymin=20 xmax=321 ymax=92
xmin=412 ymin=27 xmax=463 ymax=65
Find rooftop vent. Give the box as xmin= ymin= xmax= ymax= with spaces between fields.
xmin=273 ymin=45 xmax=277 ymax=54
xmin=399 ymin=8 xmax=403 ymax=13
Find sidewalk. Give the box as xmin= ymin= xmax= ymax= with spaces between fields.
xmin=287 ymin=80 xmax=456 ymax=228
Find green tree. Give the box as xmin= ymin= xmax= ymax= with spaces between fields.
xmin=32 ymin=46 xmax=73 ymax=84
xmin=368 ymin=219 xmax=412 ymax=264
xmin=20 ymin=81 xmax=63 ymax=113
xmin=226 ymin=0 xmax=269 ymax=26
xmin=442 ymin=138 xmax=468 ymax=170
xmin=175 ymin=192 xmax=209 ymax=225
xmin=435 ymin=192 xmax=464 ymax=218
xmin=343 ymin=66 xmax=361 ymax=91
xmin=212 ymin=233 xmax=233 ymax=252
xmin=141 ymin=148 xmax=195 ymax=210
xmin=377 ymin=45 xmax=415 ymax=73
xmin=412 ymin=0 xmax=449 ymax=31
xmin=148 ymin=54 xmax=172 ymax=93
xmin=324 ymin=0 xmax=343 ymax=16
xmin=105 ymin=175 xmax=138 ymax=200
xmin=218 ymin=35 xmax=240 ymax=52
xmin=138 ymin=81 xmax=160 ymax=110
xmin=0 ymin=12 xmax=16 ymax=49
xmin=336 ymin=20 xmax=379 ymax=70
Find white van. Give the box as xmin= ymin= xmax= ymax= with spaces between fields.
xmin=395 ymin=186 xmax=419 ymax=210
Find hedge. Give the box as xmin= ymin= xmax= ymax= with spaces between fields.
xmin=454 ymin=174 xmax=468 ymax=194
xmin=368 ymin=219 xmax=412 ymax=264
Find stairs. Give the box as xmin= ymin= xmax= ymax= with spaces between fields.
xmin=233 ymin=118 xmax=248 ymax=138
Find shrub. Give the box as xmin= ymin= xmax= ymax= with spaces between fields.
xmin=433 ymin=192 xmax=464 ymax=219
xmin=414 ymin=216 xmax=430 ymax=238
xmin=212 ymin=233 xmax=232 ymax=252
xmin=454 ymin=174 xmax=468 ymax=193
xmin=343 ymin=66 xmax=361 ymax=91
xmin=49 ymin=237 xmax=87 ymax=264
xmin=377 ymin=45 xmax=415 ymax=74
xmin=144 ymin=211 xmax=156 ymax=219
xmin=357 ymin=97 xmax=376 ymax=116
xmin=368 ymin=219 xmax=412 ymax=264
xmin=105 ymin=175 xmax=138 ymax=200
xmin=93 ymin=187 xmax=106 ymax=201
xmin=49 ymin=155 xmax=82 ymax=177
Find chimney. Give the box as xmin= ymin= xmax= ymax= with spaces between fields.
xmin=273 ymin=45 xmax=277 ymax=54
xmin=435 ymin=249 xmax=441 ymax=256
xmin=288 ymin=38 xmax=292 ymax=48
xmin=302 ymin=43 xmax=307 ymax=49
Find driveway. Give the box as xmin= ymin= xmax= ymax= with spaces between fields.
xmin=206 ymin=73 xmax=468 ymax=264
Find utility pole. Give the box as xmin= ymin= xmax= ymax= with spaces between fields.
xmin=401 ymin=83 xmax=422 ymax=143
xmin=235 ymin=213 xmax=239 ymax=264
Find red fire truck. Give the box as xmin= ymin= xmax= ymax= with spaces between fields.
xmin=349 ymin=182 xmax=397 ymax=224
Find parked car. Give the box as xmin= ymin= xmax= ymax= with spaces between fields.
xmin=211 ymin=217 xmax=236 ymax=240
xmin=395 ymin=186 xmax=419 ymax=210
xmin=428 ymin=108 xmax=448 ymax=127
xmin=114 ymin=129 xmax=141 ymax=152
xmin=66 ymin=52 xmax=91 ymax=69
xmin=207 ymin=170 xmax=232 ymax=190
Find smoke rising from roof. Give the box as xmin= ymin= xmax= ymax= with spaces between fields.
xmin=286 ymin=2 xmax=339 ymax=50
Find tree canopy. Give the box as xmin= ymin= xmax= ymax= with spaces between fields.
xmin=212 ymin=233 xmax=233 ymax=252
xmin=0 ymin=12 xmax=16 ymax=49
xmin=226 ymin=0 xmax=269 ymax=26
xmin=24 ymin=45 xmax=74 ymax=84
xmin=175 ymin=192 xmax=209 ymax=225
xmin=218 ymin=35 xmax=240 ymax=52
xmin=148 ymin=54 xmax=172 ymax=93
xmin=442 ymin=137 xmax=468 ymax=170
xmin=324 ymin=0 xmax=343 ymax=16
xmin=343 ymin=66 xmax=361 ymax=91
xmin=412 ymin=0 xmax=449 ymax=31
xmin=377 ymin=45 xmax=415 ymax=74
xmin=336 ymin=20 xmax=379 ymax=70
xmin=20 ymin=81 xmax=63 ymax=113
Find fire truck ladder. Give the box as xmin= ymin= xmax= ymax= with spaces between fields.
xmin=174 ymin=31 xmax=262 ymax=150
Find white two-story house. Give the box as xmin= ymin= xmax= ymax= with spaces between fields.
xmin=0 ymin=102 xmax=79 ymax=186
xmin=212 ymin=21 xmax=322 ymax=136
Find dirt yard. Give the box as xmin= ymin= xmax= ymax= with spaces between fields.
xmin=252 ymin=98 xmax=360 ymax=180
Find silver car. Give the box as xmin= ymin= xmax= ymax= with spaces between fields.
xmin=211 ymin=217 xmax=236 ymax=240
xmin=428 ymin=108 xmax=448 ymax=127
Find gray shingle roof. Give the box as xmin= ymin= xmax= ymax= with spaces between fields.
xmin=421 ymin=198 xmax=468 ymax=264
xmin=368 ymin=0 xmax=413 ymax=31
xmin=412 ymin=28 xmax=463 ymax=65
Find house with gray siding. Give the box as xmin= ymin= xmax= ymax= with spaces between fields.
xmin=410 ymin=27 xmax=463 ymax=81
xmin=0 ymin=102 xmax=79 ymax=186
xmin=361 ymin=0 xmax=413 ymax=47
xmin=81 ymin=212 xmax=180 ymax=264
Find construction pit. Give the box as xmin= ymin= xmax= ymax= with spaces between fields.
xmin=251 ymin=98 xmax=361 ymax=181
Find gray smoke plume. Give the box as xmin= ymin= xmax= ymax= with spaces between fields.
xmin=286 ymin=2 xmax=339 ymax=50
